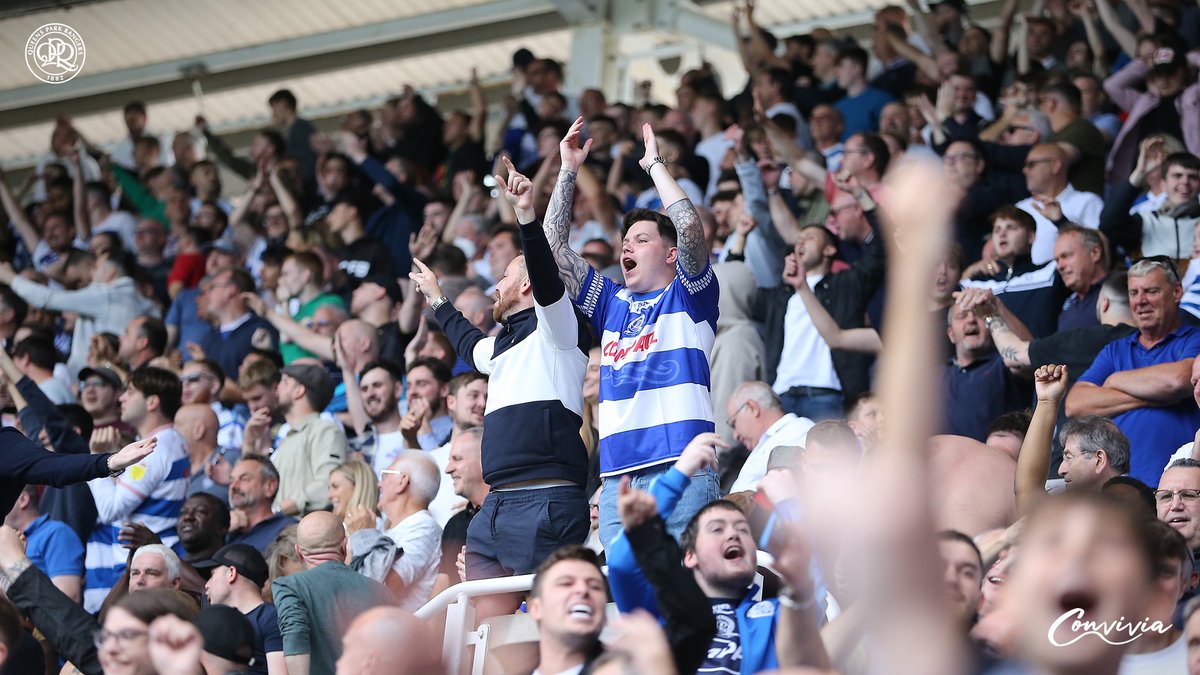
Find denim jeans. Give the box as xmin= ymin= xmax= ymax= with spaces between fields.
xmin=778 ymin=390 xmax=845 ymax=422
xmin=598 ymin=463 xmax=722 ymax=547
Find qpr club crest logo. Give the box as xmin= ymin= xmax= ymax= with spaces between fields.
xmin=624 ymin=313 xmax=646 ymax=337
xmin=26 ymin=23 xmax=86 ymax=84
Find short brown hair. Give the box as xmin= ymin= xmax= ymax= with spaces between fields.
xmin=286 ymin=251 xmax=325 ymax=288
xmin=448 ymin=372 xmax=487 ymax=397
xmin=989 ymin=205 xmax=1036 ymax=234
xmin=681 ymin=500 xmax=746 ymax=556
xmin=239 ymin=359 xmax=281 ymax=391
xmin=530 ymin=545 xmax=604 ymax=598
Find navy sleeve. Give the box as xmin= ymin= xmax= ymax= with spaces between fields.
xmin=0 ymin=428 xmax=111 ymax=488
xmin=1099 ymin=179 xmax=1143 ymax=253
xmin=16 ymin=376 xmax=88 ymax=455
xmin=518 ymin=218 xmax=568 ymax=307
xmin=434 ymin=304 xmax=489 ymax=371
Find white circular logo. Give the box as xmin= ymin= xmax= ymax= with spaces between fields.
xmin=25 ymin=23 xmax=86 ymax=84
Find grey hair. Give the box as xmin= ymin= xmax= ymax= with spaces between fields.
xmin=732 ymin=381 xmax=783 ymax=412
xmin=1058 ymin=416 xmax=1130 ymax=474
xmin=1129 ymin=258 xmax=1181 ymax=285
xmin=389 ymin=450 xmax=441 ymax=507
xmin=132 ymin=544 xmax=182 ymax=583
xmin=457 ymin=426 xmax=485 ymax=443
xmin=1014 ymin=108 xmax=1052 ymax=141
xmin=1168 ymin=458 xmax=1200 ymax=471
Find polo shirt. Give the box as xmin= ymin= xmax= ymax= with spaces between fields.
xmin=940 ymin=353 xmax=1030 ymax=442
xmin=1078 ymin=325 xmax=1200 ymax=486
xmin=1058 ymin=281 xmax=1103 ymax=332
xmin=23 ymin=514 xmax=84 ymax=580
xmin=226 ymin=513 xmax=298 ymax=553
xmin=1016 ymin=185 xmax=1104 ymax=265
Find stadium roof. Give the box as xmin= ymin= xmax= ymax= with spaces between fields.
xmin=0 ymin=0 xmax=1004 ymax=169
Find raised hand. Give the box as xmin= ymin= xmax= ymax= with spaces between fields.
xmin=832 ymin=168 xmax=864 ymax=199
xmin=782 ymin=252 xmax=805 ymax=290
xmin=1030 ymin=194 xmax=1064 ymax=223
xmin=617 ymin=476 xmax=659 ymax=531
xmin=407 ymin=258 xmax=446 ymax=303
xmin=345 ymin=504 xmax=376 ymax=534
xmin=675 ymin=432 xmax=727 ymax=477
xmin=408 ymin=222 xmax=440 ymax=260
xmin=1131 ymin=136 xmax=1166 ymax=187
xmin=118 ymin=521 xmax=162 ymax=550
xmin=148 ymin=615 xmax=204 ymax=675
xmin=90 ymin=426 xmax=121 ymax=456
xmin=1033 ymin=364 xmax=1068 ymax=403
xmin=638 ymin=123 xmax=660 ymax=172
xmin=733 ymin=211 xmax=757 ymax=238
xmin=559 ymin=117 xmax=593 ymax=172
xmin=108 ymin=436 xmax=158 ymax=472
xmin=497 ymin=156 xmax=536 ymax=222
xmin=954 ymin=287 xmax=998 ymax=320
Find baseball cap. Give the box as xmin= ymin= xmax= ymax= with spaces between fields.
xmin=280 ymin=363 xmax=336 ymax=411
xmin=79 ymin=366 xmax=123 ymax=390
xmin=1151 ymin=47 xmax=1186 ymax=76
xmin=193 ymin=605 xmax=255 ymax=666
xmin=360 ymin=274 xmax=403 ymax=303
xmin=192 ymin=543 xmax=269 ymax=588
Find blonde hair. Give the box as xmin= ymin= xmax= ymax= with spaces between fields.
xmin=264 ymin=525 xmax=299 ymax=604
xmin=332 ymin=461 xmax=379 ymax=520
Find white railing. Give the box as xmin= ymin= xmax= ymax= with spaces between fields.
xmin=417 ymin=552 xmax=777 ymax=675
xmin=416 ymin=573 xmax=538 ymax=675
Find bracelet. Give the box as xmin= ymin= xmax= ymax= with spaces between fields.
xmin=643 ymin=157 xmax=668 ymax=175
xmin=777 ymin=587 xmax=816 ymax=612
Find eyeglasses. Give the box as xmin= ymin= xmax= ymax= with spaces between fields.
xmin=80 ymin=379 xmax=113 ymax=390
xmin=1154 ymin=489 xmax=1200 ymax=505
xmin=93 ymin=628 xmax=148 ymax=649
xmin=1060 ymin=449 xmax=1097 ymax=463
xmin=1022 ymin=158 xmax=1055 ymax=169
xmin=1004 ymin=125 xmax=1036 ymax=135
xmin=728 ymin=401 xmax=750 ymax=426
xmin=380 ymin=469 xmax=405 ymax=477
xmin=180 ymin=373 xmax=211 ymax=385
xmin=943 ymin=153 xmax=979 ymax=164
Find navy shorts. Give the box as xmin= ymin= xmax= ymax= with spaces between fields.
xmin=465 ymin=484 xmax=589 ymax=580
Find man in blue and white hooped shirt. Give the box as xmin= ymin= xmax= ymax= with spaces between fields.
xmin=542 ymin=117 xmax=721 ymax=545
xmin=84 ymin=366 xmax=189 ymax=613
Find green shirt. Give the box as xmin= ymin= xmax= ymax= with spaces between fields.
xmin=280 ymin=293 xmax=345 ymax=363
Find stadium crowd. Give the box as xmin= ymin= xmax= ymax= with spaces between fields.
xmin=1 ymin=0 xmax=1200 ymax=672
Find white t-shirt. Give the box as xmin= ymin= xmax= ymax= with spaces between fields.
xmin=773 ymin=275 xmax=842 ymax=394
xmin=729 ymin=413 xmax=815 ymax=493
xmin=371 ymin=431 xmax=408 ymax=479
xmin=1118 ymin=633 xmax=1186 ymax=674
xmin=427 ymin=442 xmax=467 ymax=528
xmin=94 ymin=211 xmax=138 ymax=252
xmin=37 ymin=377 xmax=75 ymax=406
xmin=384 ymin=510 xmax=442 ymax=611
xmin=1015 ymin=185 xmax=1104 ymax=265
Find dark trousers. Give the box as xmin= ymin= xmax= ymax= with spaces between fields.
xmin=465 ymin=484 xmax=589 ymax=580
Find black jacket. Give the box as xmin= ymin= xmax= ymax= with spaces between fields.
xmin=755 ymin=209 xmax=886 ymax=400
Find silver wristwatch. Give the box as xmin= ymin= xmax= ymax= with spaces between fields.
xmin=430 ymin=295 xmax=450 ymax=311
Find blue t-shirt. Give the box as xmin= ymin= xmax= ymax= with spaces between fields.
xmin=701 ymin=599 xmax=743 ymax=674
xmin=165 ymin=287 xmax=216 ymax=362
xmin=245 ymin=602 xmax=283 ymax=675
xmin=24 ymin=514 xmax=84 ymax=580
xmin=574 ymin=260 xmax=720 ymax=476
xmin=1078 ymin=325 xmax=1200 ymax=486
xmin=834 ymin=87 xmax=894 ymax=139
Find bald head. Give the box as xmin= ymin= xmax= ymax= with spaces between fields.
xmin=337 ymin=319 xmax=379 ymax=358
xmin=296 ymin=511 xmax=346 ymax=558
xmin=1024 ymin=143 xmax=1069 ymax=196
xmin=175 ymin=403 xmax=218 ymax=447
xmin=336 ymin=607 xmax=438 ymax=675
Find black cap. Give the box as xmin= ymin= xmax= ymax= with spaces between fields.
xmin=929 ymin=0 xmax=967 ymax=12
xmin=360 ymin=275 xmax=403 ymax=303
xmin=193 ymin=605 xmax=255 ymax=666
xmin=1151 ymin=47 xmax=1186 ymax=76
xmin=79 ymin=366 xmax=123 ymax=390
xmin=203 ymin=240 xmax=241 ymax=258
xmin=280 ymin=363 xmax=336 ymax=411
xmin=192 ymin=543 xmax=269 ymax=588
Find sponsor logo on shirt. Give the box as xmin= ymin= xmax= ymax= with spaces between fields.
xmin=603 ymin=332 xmax=658 ymax=363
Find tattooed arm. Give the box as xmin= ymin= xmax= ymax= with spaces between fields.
xmin=542 ymin=117 xmax=595 ymax=300
xmin=638 ymin=123 xmax=709 ymax=278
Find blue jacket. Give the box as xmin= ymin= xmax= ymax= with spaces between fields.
xmin=607 ymin=467 xmax=825 ymax=675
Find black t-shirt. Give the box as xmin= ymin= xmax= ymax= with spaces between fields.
xmin=439 ymin=505 xmax=477 ymax=578
xmin=1140 ymin=93 xmax=1184 ymax=144
xmin=245 ymin=602 xmax=284 ymax=675
xmin=377 ymin=322 xmax=411 ymax=368
xmin=337 ymin=237 xmax=394 ymax=290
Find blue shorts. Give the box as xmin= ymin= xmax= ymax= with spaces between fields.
xmin=465 ymin=485 xmax=589 ymax=580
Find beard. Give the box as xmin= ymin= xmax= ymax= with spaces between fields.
xmin=493 ymin=288 xmax=517 ymax=322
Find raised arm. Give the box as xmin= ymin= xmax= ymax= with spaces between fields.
xmin=542 ymin=117 xmax=595 ymax=300
xmin=69 ymin=150 xmax=91 ymax=241
xmin=639 ymin=124 xmax=707 ymax=278
xmin=793 ymin=259 xmax=882 ymax=353
xmin=1016 ymin=365 xmax=1067 ymax=516
xmin=990 ymin=0 xmax=1021 ymax=65
xmin=468 ymin=68 xmax=487 ymax=145
xmin=0 ymin=166 xmax=41 ymax=255
xmin=1093 ymin=0 xmax=1138 ymax=59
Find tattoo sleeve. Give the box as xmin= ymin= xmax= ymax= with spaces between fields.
xmin=542 ymin=169 xmax=591 ymax=299
xmin=665 ymin=198 xmax=709 ymax=278
xmin=988 ymin=316 xmax=1030 ymax=367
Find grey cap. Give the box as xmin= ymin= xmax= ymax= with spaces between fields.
xmin=280 ymin=363 xmax=335 ymax=411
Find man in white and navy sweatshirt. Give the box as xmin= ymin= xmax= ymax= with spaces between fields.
xmin=408 ymin=162 xmax=591 ymax=607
